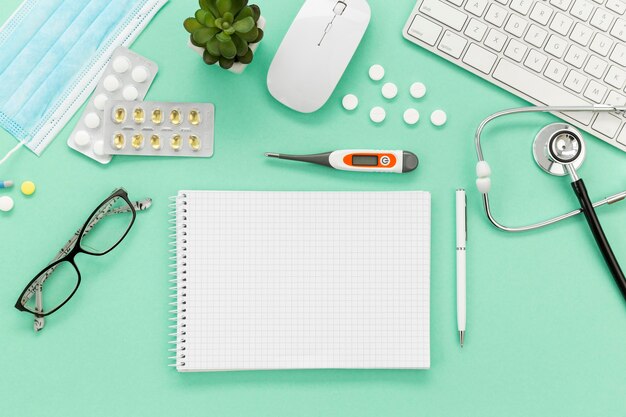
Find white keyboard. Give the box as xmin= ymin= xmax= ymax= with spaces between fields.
xmin=403 ymin=0 xmax=626 ymax=152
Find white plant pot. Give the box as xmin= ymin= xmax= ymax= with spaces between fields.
xmin=188 ymin=16 xmax=266 ymax=74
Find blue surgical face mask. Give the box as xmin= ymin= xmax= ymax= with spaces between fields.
xmin=0 ymin=0 xmax=168 ymax=157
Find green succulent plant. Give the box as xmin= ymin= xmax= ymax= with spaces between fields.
xmin=184 ymin=0 xmax=263 ymax=69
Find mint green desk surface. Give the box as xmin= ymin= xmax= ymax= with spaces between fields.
xmin=1 ymin=1 xmax=625 ymax=415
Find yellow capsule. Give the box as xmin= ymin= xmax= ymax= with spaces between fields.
xmin=150 ymin=134 xmax=161 ymax=150
xmin=170 ymin=134 xmax=182 ymax=151
xmin=133 ymin=107 xmax=145 ymax=123
xmin=112 ymin=133 xmax=125 ymax=150
xmin=113 ymin=107 xmax=126 ymax=124
xmin=188 ymin=109 xmax=201 ymax=126
xmin=188 ymin=135 xmax=201 ymax=151
xmin=170 ymin=109 xmax=181 ymax=125
xmin=132 ymin=133 xmax=144 ymax=150
xmin=151 ymin=108 xmax=163 ymax=124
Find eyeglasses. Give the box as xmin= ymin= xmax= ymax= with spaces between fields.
xmin=14 ymin=188 xmax=152 ymax=331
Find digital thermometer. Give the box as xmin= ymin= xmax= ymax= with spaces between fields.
xmin=265 ymin=150 xmax=418 ymax=173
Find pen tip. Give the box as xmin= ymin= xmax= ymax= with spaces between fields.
xmin=265 ymin=152 xmax=279 ymax=158
xmin=459 ymin=330 xmax=464 ymax=348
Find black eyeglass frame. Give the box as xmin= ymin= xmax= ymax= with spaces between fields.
xmin=14 ymin=188 xmax=137 ymax=317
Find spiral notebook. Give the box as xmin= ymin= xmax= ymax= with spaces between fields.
xmin=169 ymin=191 xmax=431 ymax=371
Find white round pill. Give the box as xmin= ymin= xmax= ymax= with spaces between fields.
xmin=93 ymin=140 xmax=105 ymax=156
xmin=403 ymin=108 xmax=420 ymax=125
xmin=369 ymin=64 xmax=385 ymax=81
xmin=132 ymin=66 xmax=149 ymax=83
xmin=74 ymin=130 xmax=91 ymax=147
xmin=430 ymin=109 xmax=447 ymax=126
xmin=369 ymin=106 xmax=386 ymax=124
xmin=382 ymin=82 xmax=398 ymax=99
xmin=94 ymin=93 xmax=109 ymax=111
xmin=410 ymin=82 xmax=427 ymax=99
xmin=84 ymin=112 xmax=100 ymax=129
xmin=113 ymin=56 xmax=131 ymax=73
xmin=103 ymin=75 xmax=120 ymax=92
xmin=123 ymin=85 xmax=139 ymax=101
xmin=0 ymin=196 xmax=14 ymax=212
xmin=342 ymin=94 xmax=359 ymax=111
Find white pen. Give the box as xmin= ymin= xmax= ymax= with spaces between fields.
xmin=456 ymin=189 xmax=467 ymax=347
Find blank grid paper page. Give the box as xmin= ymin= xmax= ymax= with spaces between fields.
xmin=176 ymin=191 xmax=430 ymax=371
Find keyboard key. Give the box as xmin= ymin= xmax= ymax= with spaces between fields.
xmin=606 ymin=0 xmax=626 ymax=14
xmin=590 ymin=9 xmax=614 ymax=31
xmin=408 ymin=15 xmax=443 ymax=45
xmin=419 ymin=0 xmax=468 ymax=31
xmin=465 ymin=0 xmax=489 ymax=17
xmin=584 ymin=80 xmax=608 ymax=102
xmin=484 ymin=28 xmax=508 ymax=51
xmin=530 ymin=2 xmax=554 ymax=24
xmin=570 ymin=22 xmax=593 ymax=45
xmin=605 ymin=66 xmax=626 ymax=89
xmin=524 ymin=49 xmax=549 ymax=71
xmin=447 ymin=0 xmax=464 ymax=6
xmin=462 ymin=43 xmax=498 ymax=73
xmin=510 ymin=0 xmax=533 ymax=15
xmin=525 ymin=24 xmax=548 ymax=47
xmin=564 ymin=70 xmax=589 ymax=92
xmin=618 ymin=126 xmax=626 ymax=145
xmin=590 ymin=33 xmax=613 ymax=56
xmin=592 ymin=112 xmax=622 ymax=136
xmin=545 ymin=34 xmax=568 ymax=58
xmin=550 ymin=12 xmax=574 ymax=35
xmin=485 ymin=3 xmax=508 ymax=26
xmin=585 ymin=55 xmax=608 ymax=78
xmin=505 ymin=14 xmax=529 ymax=37
xmin=550 ymin=0 xmax=573 ymax=11
xmin=606 ymin=90 xmax=626 ymax=106
xmin=610 ymin=18 xmax=626 ymax=40
xmin=505 ymin=39 xmax=529 ymax=61
xmin=465 ymin=18 xmax=488 ymax=41
xmin=610 ymin=44 xmax=626 ymax=66
xmin=493 ymin=59 xmax=594 ymax=124
xmin=438 ymin=30 xmax=468 ymax=58
xmin=545 ymin=60 xmax=568 ymax=82
xmin=564 ymin=44 xmax=588 ymax=67
xmin=570 ymin=0 xmax=594 ymax=20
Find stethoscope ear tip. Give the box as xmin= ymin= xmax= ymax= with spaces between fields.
xmin=476 ymin=161 xmax=491 ymax=194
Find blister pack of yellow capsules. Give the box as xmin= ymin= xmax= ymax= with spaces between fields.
xmin=102 ymin=101 xmax=215 ymax=158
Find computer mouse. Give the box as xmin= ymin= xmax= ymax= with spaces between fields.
xmin=267 ymin=0 xmax=371 ymax=113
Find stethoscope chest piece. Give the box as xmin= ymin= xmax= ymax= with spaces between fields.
xmin=533 ymin=123 xmax=586 ymax=176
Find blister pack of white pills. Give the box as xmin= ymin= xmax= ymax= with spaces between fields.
xmin=103 ymin=101 xmax=215 ymax=158
xmin=68 ymin=47 xmax=158 ymax=164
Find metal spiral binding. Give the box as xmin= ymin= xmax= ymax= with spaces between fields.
xmin=167 ymin=194 xmax=188 ymax=369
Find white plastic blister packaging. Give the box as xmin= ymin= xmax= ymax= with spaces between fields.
xmin=103 ymin=101 xmax=215 ymax=158
xmin=68 ymin=47 xmax=158 ymax=164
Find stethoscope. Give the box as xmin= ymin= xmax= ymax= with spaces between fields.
xmin=474 ymin=105 xmax=626 ymax=301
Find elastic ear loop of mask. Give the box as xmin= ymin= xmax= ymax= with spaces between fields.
xmin=0 ymin=140 xmax=27 ymax=166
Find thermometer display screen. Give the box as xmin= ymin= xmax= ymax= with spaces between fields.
xmin=352 ymin=155 xmax=378 ymax=166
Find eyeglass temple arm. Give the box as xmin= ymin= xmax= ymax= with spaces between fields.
xmin=26 ymin=198 xmax=152 ymax=318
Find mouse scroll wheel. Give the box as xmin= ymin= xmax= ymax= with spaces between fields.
xmin=333 ymin=1 xmax=347 ymax=15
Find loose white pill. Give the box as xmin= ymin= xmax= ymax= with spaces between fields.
xmin=93 ymin=140 xmax=105 ymax=156
xmin=403 ymin=108 xmax=420 ymax=125
xmin=94 ymin=93 xmax=109 ymax=111
xmin=74 ymin=130 xmax=91 ymax=147
xmin=369 ymin=106 xmax=386 ymax=123
xmin=0 ymin=196 xmax=14 ymax=212
xmin=123 ymin=85 xmax=139 ymax=101
xmin=430 ymin=109 xmax=447 ymax=126
xmin=342 ymin=94 xmax=359 ymax=111
xmin=103 ymin=75 xmax=120 ymax=92
xmin=132 ymin=66 xmax=149 ymax=83
xmin=369 ymin=64 xmax=384 ymax=81
xmin=84 ymin=112 xmax=100 ymax=129
xmin=113 ymin=56 xmax=131 ymax=73
xmin=382 ymin=82 xmax=398 ymax=99
xmin=410 ymin=82 xmax=427 ymax=99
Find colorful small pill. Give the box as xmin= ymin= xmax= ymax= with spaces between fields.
xmin=114 ymin=107 xmax=126 ymax=123
xmin=20 ymin=181 xmax=35 ymax=196
xmin=170 ymin=134 xmax=182 ymax=151
xmin=188 ymin=109 xmax=201 ymax=125
xmin=0 ymin=196 xmax=14 ymax=212
xmin=170 ymin=109 xmax=181 ymax=125
xmin=151 ymin=109 xmax=163 ymax=124
xmin=150 ymin=134 xmax=161 ymax=150
xmin=189 ymin=135 xmax=201 ymax=151
xmin=132 ymin=133 xmax=144 ymax=150
xmin=113 ymin=133 xmax=125 ymax=150
xmin=133 ymin=107 xmax=145 ymax=123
